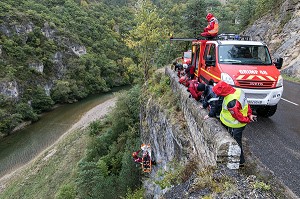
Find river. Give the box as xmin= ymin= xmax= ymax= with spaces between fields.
xmin=0 ymin=86 xmax=129 ymax=178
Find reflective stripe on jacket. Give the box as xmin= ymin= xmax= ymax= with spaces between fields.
xmin=207 ymin=17 xmax=218 ymax=34
xmin=220 ymin=88 xmax=248 ymax=128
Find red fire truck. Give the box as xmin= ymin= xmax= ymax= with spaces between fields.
xmin=173 ymin=34 xmax=283 ymax=117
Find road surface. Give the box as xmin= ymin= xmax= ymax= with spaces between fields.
xmin=244 ymin=80 xmax=300 ymax=198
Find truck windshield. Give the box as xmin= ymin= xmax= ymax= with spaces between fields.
xmin=218 ymin=45 xmax=272 ymax=65
xmin=184 ymin=51 xmax=191 ymax=59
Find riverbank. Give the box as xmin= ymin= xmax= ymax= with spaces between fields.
xmin=0 ymin=97 xmax=117 ymax=196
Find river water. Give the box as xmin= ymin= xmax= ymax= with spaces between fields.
xmin=0 ymin=86 xmax=129 ymax=178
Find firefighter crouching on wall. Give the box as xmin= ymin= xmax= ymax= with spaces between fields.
xmin=201 ymin=13 xmax=219 ymax=38
xmin=187 ymin=80 xmax=203 ymax=101
xmin=185 ymin=60 xmax=195 ymax=80
xmin=172 ymin=61 xmax=184 ymax=78
xmin=197 ymin=83 xmax=223 ymax=120
xmin=212 ymin=81 xmax=257 ymax=167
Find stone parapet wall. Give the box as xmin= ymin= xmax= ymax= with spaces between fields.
xmin=141 ymin=67 xmax=242 ymax=198
xmin=165 ymin=66 xmax=241 ymax=169
xmin=141 ymin=66 xmax=242 ymax=173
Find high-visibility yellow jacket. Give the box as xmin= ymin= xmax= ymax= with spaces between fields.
xmin=220 ymin=88 xmax=248 ymax=128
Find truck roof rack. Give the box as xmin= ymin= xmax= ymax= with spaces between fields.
xmin=217 ymin=33 xmax=250 ymax=41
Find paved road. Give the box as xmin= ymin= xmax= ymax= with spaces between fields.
xmin=244 ymin=80 xmax=300 ymax=198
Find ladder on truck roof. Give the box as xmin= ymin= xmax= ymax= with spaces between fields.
xmin=170 ymin=37 xmax=197 ymax=41
xmin=170 ymin=34 xmax=250 ymax=42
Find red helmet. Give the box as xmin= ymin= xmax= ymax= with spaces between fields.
xmin=132 ymin=152 xmax=138 ymax=157
xmin=206 ymin=13 xmax=214 ymax=21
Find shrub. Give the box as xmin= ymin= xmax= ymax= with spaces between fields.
xmin=16 ymin=102 xmax=38 ymax=121
xmin=55 ymin=183 xmax=76 ymax=199
xmin=31 ymin=86 xmax=54 ymax=113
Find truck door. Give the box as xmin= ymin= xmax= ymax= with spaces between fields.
xmin=192 ymin=44 xmax=200 ymax=75
xmin=201 ymin=43 xmax=218 ymax=84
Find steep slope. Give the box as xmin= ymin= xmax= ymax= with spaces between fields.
xmin=243 ymin=0 xmax=300 ymax=78
xmin=139 ymin=68 xmax=290 ymax=198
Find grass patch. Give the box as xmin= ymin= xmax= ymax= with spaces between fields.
xmin=282 ymin=74 xmax=300 ymax=83
xmin=0 ymin=128 xmax=89 ymax=199
xmin=125 ymin=187 xmax=145 ymax=199
xmin=155 ymin=161 xmax=185 ymax=189
xmin=155 ymin=159 xmax=198 ymax=190
xmin=253 ymin=181 xmax=271 ymax=191
xmin=190 ymin=166 xmax=237 ymax=196
xmin=147 ymin=71 xmax=185 ymax=128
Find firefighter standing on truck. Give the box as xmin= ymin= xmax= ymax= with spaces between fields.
xmin=212 ymin=81 xmax=257 ymax=167
xmin=201 ymin=13 xmax=219 ymax=38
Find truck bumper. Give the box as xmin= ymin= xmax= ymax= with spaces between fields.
xmin=241 ymin=86 xmax=283 ymax=106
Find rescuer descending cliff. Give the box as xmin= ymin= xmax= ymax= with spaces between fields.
xmin=132 ymin=144 xmax=156 ymax=172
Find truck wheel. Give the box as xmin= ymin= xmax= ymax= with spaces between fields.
xmin=256 ymin=105 xmax=277 ymax=117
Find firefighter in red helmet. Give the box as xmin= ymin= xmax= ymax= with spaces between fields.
xmin=132 ymin=149 xmax=157 ymax=165
xmin=132 ymin=150 xmax=142 ymax=163
xmin=201 ymin=13 xmax=219 ymax=38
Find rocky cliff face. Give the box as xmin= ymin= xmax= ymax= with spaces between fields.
xmin=140 ymin=68 xmax=286 ymax=198
xmin=140 ymin=68 xmax=240 ymax=198
xmin=243 ymin=0 xmax=300 ymax=78
xmin=0 ymin=20 xmax=86 ymax=99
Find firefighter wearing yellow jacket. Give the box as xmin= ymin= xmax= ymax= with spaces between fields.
xmin=213 ymin=81 xmax=257 ymax=166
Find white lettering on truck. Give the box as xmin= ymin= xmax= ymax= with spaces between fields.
xmin=239 ymin=70 xmax=258 ymax=74
xmin=238 ymin=70 xmax=268 ymax=75
xmin=259 ymin=70 xmax=268 ymax=75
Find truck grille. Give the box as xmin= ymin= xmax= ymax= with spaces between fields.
xmin=237 ymin=80 xmax=275 ymax=89
xmin=245 ymin=93 xmax=267 ymax=99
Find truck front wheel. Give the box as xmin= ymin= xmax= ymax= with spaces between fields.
xmin=256 ymin=105 xmax=277 ymax=117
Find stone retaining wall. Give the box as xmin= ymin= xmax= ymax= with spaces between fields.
xmin=141 ymin=67 xmax=243 ymax=198
xmin=142 ymin=66 xmax=242 ymax=173
xmin=165 ymin=66 xmax=241 ymax=169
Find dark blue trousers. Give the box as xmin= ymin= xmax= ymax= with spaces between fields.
xmin=227 ymin=126 xmax=246 ymax=164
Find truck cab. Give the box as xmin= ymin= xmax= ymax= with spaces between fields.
xmin=191 ymin=35 xmax=283 ymax=117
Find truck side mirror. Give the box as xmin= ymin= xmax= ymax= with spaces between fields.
xmin=205 ymin=55 xmax=215 ymax=67
xmin=274 ymin=57 xmax=283 ymax=69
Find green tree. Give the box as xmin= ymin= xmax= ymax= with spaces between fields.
xmin=15 ymin=102 xmax=38 ymax=121
xmin=31 ymin=86 xmax=54 ymax=113
xmin=238 ymin=0 xmax=256 ymax=30
xmin=76 ymin=86 xmax=142 ymax=198
xmin=185 ymin=0 xmax=207 ymax=38
xmin=0 ymin=109 xmax=22 ymax=136
xmin=51 ymin=80 xmax=72 ymax=103
xmin=126 ymin=0 xmax=167 ymax=81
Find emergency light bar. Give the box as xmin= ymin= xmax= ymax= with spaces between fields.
xmin=217 ymin=33 xmax=250 ymax=41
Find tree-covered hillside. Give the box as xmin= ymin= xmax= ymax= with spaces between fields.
xmin=0 ymin=0 xmax=284 ymax=137
xmin=0 ymin=0 xmax=138 ymax=136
